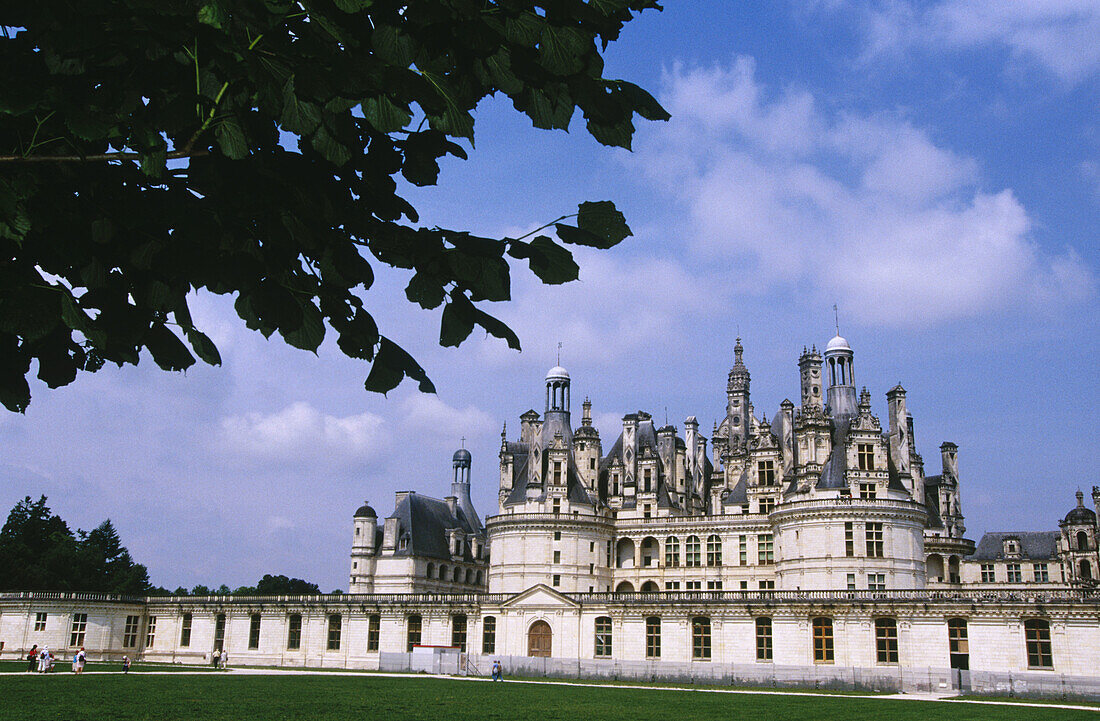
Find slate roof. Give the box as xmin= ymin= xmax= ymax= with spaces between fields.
xmin=969 ymin=531 xmax=1060 ymax=561
xmin=385 ymin=492 xmax=483 ymax=561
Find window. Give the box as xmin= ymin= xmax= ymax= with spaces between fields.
xmin=706 ymin=535 xmax=722 ymax=566
xmin=645 ymin=617 xmax=661 ymax=658
xmin=740 ymin=581 xmax=748 ymax=589
xmin=846 ymin=573 xmax=856 ymax=590
xmin=180 ymin=613 xmax=193 ymax=647
xmin=757 ymin=460 xmax=775 ymax=486
xmin=643 ymin=468 xmax=652 ymax=492
xmin=214 ymin=613 xmax=226 ymax=651
xmin=812 ymin=617 xmax=834 ymax=663
xmin=875 ymin=618 xmax=898 ymax=663
xmin=605 ymin=541 xmax=612 ymax=567
xmin=738 ymin=536 xmax=747 ymax=565
xmin=665 ymin=581 xmax=680 ymax=590
xmin=123 ymin=615 xmax=140 ymax=648
xmin=452 ymin=614 xmax=467 ymax=652
xmin=245 ymin=613 xmax=260 ymax=649
xmin=685 ymin=536 xmax=701 ymax=567
xmin=1004 ymin=539 xmax=1020 ymax=555
xmin=406 ymin=614 xmax=422 ymax=652
xmin=1033 ymin=563 xmax=1049 ymax=583
xmin=758 ymin=580 xmax=774 ymax=590
xmin=554 ymin=531 xmax=561 ymax=541
xmin=759 ymin=496 xmax=776 ymax=514
xmin=755 ymin=617 xmax=773 ymax=661
xmin=866 ymin=523 xmax=884 ymax=557
xmin=1006 ymin=563 xmax=1022 ymax=583
xmin=686 ymin=580 xmax=702 ymax=590
xmin=741 ymin=503 xmax=750 ymax=514
xmin=948 ymin=618 xmax=969 ymax=670
xmin=859 ymin=482 xmax=876 ymax=500
xmin=553 ymin=461 xmax=562 ymax=484
xmin=553 ymin=550 xmax=561 ymax=564
xmin=980 ymin=564 xmax=995 ymax=583
xmin=692 ymin=617 xmax=711 ymax=660
xmin=611 ymin=472 xmax=620 ymax=495
xmin=482 ymin=616 xmax=496 ymax=654
xmin=665 ymin=536 xmax=680 ymax=567
xmin=868 ymin=573 xmax=885 ymax=590
xmin=858 ymin=443 xmax=874 ymax=471
xmin=758 ymin=534 xmax=774 ymax=565
xmin=553 ymin=574 xmax=561 ymax=587
xmin=70 ymin=613 xmax=87 ymax=647
xmin=707 ymin=580 xmax=723 ymax=590
xmin=287 ymin=614 xmax=302 ymax=650
xmin=1024 ymin=619 xmax=1053 ymax=668
xmin=34 ymin=612 xmax=47 ymax=631
xmin=553 ymin=499 xmax=561 ymax=514
xmin=594 ymin=616 xmax=613 ymax=657
xmin=145 ymin=615 xmax=157 ymax=648
xmin=327 ymin=614 xmax=342 ymax=651
xmin=366 ymin=614 xmax=380 ymax=651
xmin=844 ymin=523 xmax=854 ymax=557
xmin=1077 ymin=530 xmax=1089 ymax=550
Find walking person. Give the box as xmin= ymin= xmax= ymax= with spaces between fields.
xmin=122 ymin=655 xmax=131 ymax=673
xmin=73 ymin=646 xmax=86 ymax=674
xmin=491 ymin=659 xmax=503 ymax=681
xmin=37 ymin=647 xmax=49 ymax=673
xmin=26 ymin=645 xmax=37 ymax=672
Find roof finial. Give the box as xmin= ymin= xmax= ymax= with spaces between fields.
xmin=833 ymin=304 xmax=840 ymax=336
xmin=556 ymin=340 xmax=562 ymax=366
xmin=460 ymin=436 xmax=466 ymax=449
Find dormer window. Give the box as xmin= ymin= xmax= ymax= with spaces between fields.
xmin=1004 ymin=539 xmax=1020 ymax=556
xmin=757 ymin=460 xmax=775 ymax=486
xmin=857 ymin=444 xmax=875 ymax=471
xmin=553 ymin=461 xmax=562 ymax=484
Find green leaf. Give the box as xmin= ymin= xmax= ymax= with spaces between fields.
xmin=332 ymin=0 xmax=372 ymax=12
xmin=405 ymin=272 xmax=446 ymax=310
xmin=140 ymin=147 xmax=167 ymax=178
xmin=281 ymin=79 xmax=321 ymax=135
xmin=311 ymin=125 xmax=352 ymax=165
xmin=616 ymin=81 xmax=670 ymax=122
xmin=472 ymin=307 xmax=521 ymax=351
xmin=280 ymin=301 xmax=326 ymax=352
xmin=363 ymin=95 xmax=411 ymax=133
xmin=440 ymin=294 xmax=476 ymax=348
xmin=145 ymin=324 xmax=196 ymax=372
xmin=539 ymin=25 xmax=588 ymax=75
xmin=197 ymin=3 xmax=228 ymax=30
xmin=184 ymin=327 xmax=222 ymax=366
xmin=365 ymin=337 xmax=435 ymax=394
xmin=576 ymin=200 xmax=631 ymax=247
xmin=508 ymin=236 xmax=579 ymax=285
xmin=215 ymin=117 xmax=248 ymax=159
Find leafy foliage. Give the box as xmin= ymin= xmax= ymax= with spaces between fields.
xmin=0 ymin=0 xmax=668 ymax=411
xmin=0 ymin=495 xmax=152 ymax=594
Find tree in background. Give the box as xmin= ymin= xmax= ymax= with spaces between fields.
xmin=0 ymin=495 xmax=151 ymax=594
xmin=0 ymin=0 xmax=668 ymax=412
xmin=255 ymin=573 xmax=322 ymax=595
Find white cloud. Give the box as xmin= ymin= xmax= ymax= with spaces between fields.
xmin=218 ymin=401 xmax=389 ymax=462
xmin=398 ymin=393 xmax=494 ymax=441
xmin=855 ymin=0 xmax=1100 ymax=82
xmin=630 ymin=58 xmax=1095 ymax=326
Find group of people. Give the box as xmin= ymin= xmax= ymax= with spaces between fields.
xmin=212 ymin=649 xmax=228 ymax=669
xmin=25 ymin=645 xmax=129 ymax=673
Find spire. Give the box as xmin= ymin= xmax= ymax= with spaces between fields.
xmin=581 ymin=397 xmax=592 ymax=427
xmin=728 ymin=337 xmax=750 ymax=392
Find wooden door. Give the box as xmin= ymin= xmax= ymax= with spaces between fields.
xmin=527 ymin=620 xmax=552 ymax=657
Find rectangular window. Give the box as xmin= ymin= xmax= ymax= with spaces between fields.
xmin=406 ymin=615 xmax=421 ymax=652
xmin=34 ymin=612 xmax=47 ymax=631
xmin=1033 ymin=563 xmax=1049 ymax=583
xmin=858 ymin=444 xmax=875 ymax=471
xmin=1025 ymin=619 xmax=1053 ymax=668
xmin=948 ymin=618 xmax=969 ymax=670
xmin=145 ymin=615 xmax=157 ymax=648
xmin=757 ymin=460 xmax=775 ymax=486
xmin=757 ymin=534 xmax=774 ymax=565
xmin=327 ymin=614 xmax=342 ymax=651
xmin=686 ymin=580 xmax=702 ymax=590
xmin=866 ymin=523 xmax=884 ymax=557
xmin=554 ymin=550 xmax=561 ymax=564
xmin=980 ymin=564 xmax=996 ymax=583
xmin=287 ymin=614 xmax=302 ymax=650
xmin=553 ymin=499 xmax=561 ymax=515
xmin=645 ymin=617 xmax=661 ymax=658
xmin=1007 ymin=563 xmax=1023 ymax=583
xmin=554 ymin=531 xmax=561 ymax=541
xmin=665 ymin=581 xmax=680 ymax=590
xmin=606 ymin=540 xmax=612 ymax=567
xmin=758 ymin=580 xmax=774 ymax=590
xmin=812 ymin=617 xmax=834 ymax=663
xmin=180 ymin=613 xmax=193 ymax=647
xmin=366 ymin=614 xmax=380 ymax=652
xmin=706 ymin=535 xmax=722 ymax=566
xmin=740 ymin=581 xmax=748 ymax=590
xmin=482 ymin=616 xmax=496 ymax=654
xmin=552 ymin=574 xmax=561 ymax=587
xmin=706 ymin=580 xmax=723 ymax=590
xmin=739 ymin=536 xmax=747 ymax=565
xmin=692 ymin=617 xmax=711 ymax=660
xmin=123 ymin=615 xmax=140 ymax=648
xmin=553 ymin=461 xmax=562 ymax=485
xmin=755 ymin=617 xmax=773 ymax=661
xmin=589 ymin=563 xmax=594 ymax=574
xmin=845 ymin=522 xmax=854 ymax=557
xmin=759 ymin=496 xmax=775 ymax=514
xmin=643 ymin=468 xmax=652 ymax=492
xmin=248 ymin=613 xmax=261 ymax=649
xmin=214 ymin=613 xmax=226 ymax=651
xmin=875 ymin=618 xmax=899 ymax=664
xmin=70 ymin=613 xmax=87 ymax=647
xmin=859 ymin=482 xmax=876 ymax=500
xmin=868 ymin=573 xmax=886 ymax=590
xmin=686 ymin=536 xmax=702 ymax=567
xmin=846 ymin=573 xmax=856 ymax=590
xmin=452 ymin=614 xmax=467 ymax=652
xmin=594 ymin=617 xmax=613 ymax=658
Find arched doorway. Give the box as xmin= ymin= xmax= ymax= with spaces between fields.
xmin=615 ymin=581 xmax=634 ymax=593
xmin=926 ymin=554 xmax=944 ymax=582
xmin=641 ymin=537 xmax=659 ymax=567
xmin=616 ymin=538 xmax=636 ymax=568
xmin=640 ymin=580 xmax=659 ymax=592
xmin=527 ymin=620 xmax=552 ymax=657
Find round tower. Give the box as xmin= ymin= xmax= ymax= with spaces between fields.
xmin=349 ymin=502 xmax=378 ymax=593
xmin=823 ymin=333 xmax=857 ymax=419
xmin=726 ymin=337 xmax=750 ymax=448
xmin=451 ymin=447 xmax=482 ymax=530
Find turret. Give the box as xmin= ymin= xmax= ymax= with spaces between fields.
xmin=451 ymin=447 xmax=482 ymax=530
xmin=886 ymin=384 xmax=914 ymax=496
xmin=824 ymin=333 xmax=857 ymax=419
xmin=798 ymin=346 xmax=823 ymax=411
xmin=725 ymin=338 xmax=751 ymax=449
xmin=940 ymin=441 xmax=959 ymax=481
xmin=573 ymin=397 xmax=602 ymax=494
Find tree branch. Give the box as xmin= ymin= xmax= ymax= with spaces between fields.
xmin=0 ymin=149 xmax=209 ymax=164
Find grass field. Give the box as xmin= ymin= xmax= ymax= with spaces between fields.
xmin=0 ymin=674 xmax=1097 ymax=721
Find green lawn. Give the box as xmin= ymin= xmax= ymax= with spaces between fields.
xmin=0 ymin=659 xmax=221 ymax=673
xmin=0 ymin=674 xmax=1096 ymax=721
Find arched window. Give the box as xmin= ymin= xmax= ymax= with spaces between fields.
xmin=645 ymin=617 xmax=661 ymax=659
xmin=1081 ymin=559 xmax=1093 ymax=579
xmin=706 ymin=535 xmax=722 ymax=566
xmin=691 ymin=616 xmax=711 ymax=660
xmin=1024 ymin=619 xmax=1053 ymax=668
xmin=812 ymin=617 xmax=833 ymax=663
xmin=476 ymin=570 xmax=484 ymax=585
xmin=1078 ymin=531 xmax=1090 ymax=551
xmin=640 ymin=580 xmax=659 ymax=592
xmin=947 ymin=618 xmax=969 ymax=670
xmin=665 ymin=536 xmax=680 ymax=567
xmin=874 ymin=618 xmax=898 ymax=664
xmin=641 ymin=537 xmax=659 ymax=567
xmin=594 ymin=616 xmax=613 ymax=658
xmin=426 ymin=562 xmax=435 ymax=579
xmin=406 ymin=614 xmax=422 ymax=652
xmin=451 ymin=614 xmax=467 ymax=652
xmin=614 ymin=581 xmax=634 ymax=593
xmin=685 ymin=535 xmax=701 ymax=567
xmin=482 ymin=616 xmax=496 ymax=654
xmin=439 ymin=564 xmax=448 ymax=582
xmin=454 ymin=567 xmax=462 ymax=582
xmin=755 ymin=617 xmax=772 ymax=661
xmin=528 ymin=620 xmax=552 ymax=657
xmin=615 ymin=538 xmax=636 ymax=569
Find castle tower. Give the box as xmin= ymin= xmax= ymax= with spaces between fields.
xmin=886 ymin=384 xmax=916 ymax=497
xmin=348 ymin=502 xmax=378 ymax=592
xmin=451 ymin=447 xmax=482 ymax=530
xmin=823 ymin=333 xmax=857 ymax=419
xmin=798 ymin=346 xmax=823 ymax=411
xmin=725 ymin=338 xmax=751 ymax=449
xmin=573 ymin=397 xmax=602 ymax=494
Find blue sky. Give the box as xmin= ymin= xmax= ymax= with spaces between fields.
xmin=2 ymin=2 xmax=1098 ymax=592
